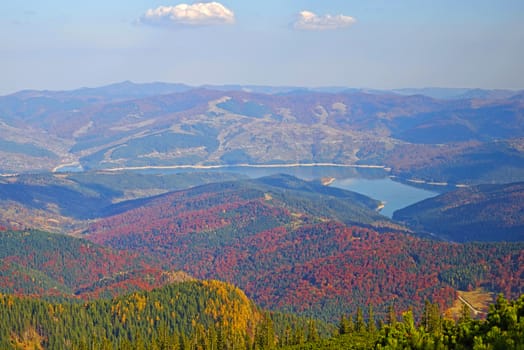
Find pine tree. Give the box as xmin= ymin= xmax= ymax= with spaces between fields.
xmin=156 ymin=322 xmax=171 ymax=350
xmin=216 ymin=326 xmax=225 ymax=350
xmin=307 ymin=319 xmax=319 ymax=342
xmin=458 ymin=303 xmax=472 ymax=325
xmin=292 ymin=326 xmax=305 ymax=345
xmin=355 ymin=307 xmax=365 ymax=333
xmin=367 ymin=305 xmax=377 ymax=334
xmin=339 ymin=315 xmax=351 ymax=335
xmin=347 ymin=313 xmax=355 ymax=333
xmin=255 ymin=313 xmax=275 ymax=349
xmin=387 ymin=304 xmax=397 ymax=326
xmin=281 ymin=325 xmax=292 ymax=347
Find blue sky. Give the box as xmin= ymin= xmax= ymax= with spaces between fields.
xmin=1 ymin=0 xmax=523 ymax=94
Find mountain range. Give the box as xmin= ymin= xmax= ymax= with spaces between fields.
xmin=1 ymin=82 xmax=523 ymax=185
xmin=0 ymin=82 xmax=523 ymax=347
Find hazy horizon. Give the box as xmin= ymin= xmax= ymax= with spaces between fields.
xmin=1 ymin=1 xmax=523 ymax=95
xmin=3 ymin=79 xmax=524 ymax=97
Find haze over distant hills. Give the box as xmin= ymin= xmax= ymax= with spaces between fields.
xmin=1 ymin=81 xmax=523 ymax=186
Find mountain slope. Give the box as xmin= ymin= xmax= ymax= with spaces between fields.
xmin=393 ymin=182 xmax=524 ymax=242
xmin=0 ymin=229 xmax=190 ymax=299
xmin=87 ymin=174 xmax=389 ymax=240
xmin=0 ymin=280 xmax=262 ymax=350
xmin=86 ymin=175 xmax=524 ymax=321
xmin=0 ymin=171 xmax=243 ymax=233
xmin=385 ymin=139 xmax=524 ymax=185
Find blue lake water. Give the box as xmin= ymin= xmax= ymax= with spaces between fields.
xmin=333 ymin=177 xmax=439 ymax=218
xmin=135 ymin=165 xmax=440 ymax=218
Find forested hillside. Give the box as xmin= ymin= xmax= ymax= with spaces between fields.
xmin=393 ymin=182 xmax=524 ymax=242
xmin=0 ymin=280 xmax=264 ymax=349
xmin=0 ymin=229 xmax=190 ymax=299
xmin=0 ymin=168 xmax=522 ymax=341
xmin=86 ymin=177 xmax=524 ymax=321
xmin=1 ymin=172 xmax=522 ymax=323
xmin=1 ymin=280 xmax=522 ymax=349
xmin=0 ymin=171 xmax=243 ymax=233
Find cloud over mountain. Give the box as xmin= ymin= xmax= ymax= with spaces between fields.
xmin=140 ymin=2 xmax=235 ymax=26
xmin=293 ymin=11 xmax=355 ymax=31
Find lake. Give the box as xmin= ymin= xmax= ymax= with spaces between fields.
xmin=135 ymin=165 xmax=440 ymax=218
xmin=333 ymin=177 xmax=439 ymax=217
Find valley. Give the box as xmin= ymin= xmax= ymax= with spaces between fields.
xmin=0 ymin=83 xmax=523 ymax=349
xmin=2 ymin=0 xmax=524 ymax=346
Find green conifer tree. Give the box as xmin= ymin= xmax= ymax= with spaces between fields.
xmin=367 ymin=305 xmax=376 ymax=334
xmin=355 ymin=307 xmax=365 ymax=333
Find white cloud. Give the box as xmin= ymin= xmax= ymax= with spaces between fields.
xmin=294 ymin=11 xmax=356 ymax=31
xmin=140 ymin=2 xmax=235 ymax=27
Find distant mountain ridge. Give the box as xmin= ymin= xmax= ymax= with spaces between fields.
xmin=390 ymin=87 xmax=523 ymax=100
xmin=1 ymin=81 xmax=523 ymax=185
xmin=6 ymin=81 xmax=522 ymax=99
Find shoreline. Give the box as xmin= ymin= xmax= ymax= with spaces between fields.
xmin=52 ymin=162 xmax=83 ymax=173
xmin=15 ymin=163 xmax=467 ymax=190
xmin=98 ymin=163 xmax=389 ymax=172
xmin=389 ymin=175 xmax=469 ymax=189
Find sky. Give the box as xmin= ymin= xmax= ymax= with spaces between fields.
xmin=0 ymin=0 xmax=523 ymax=94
